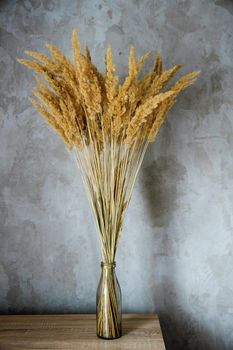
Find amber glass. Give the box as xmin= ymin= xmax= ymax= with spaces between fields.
xmin=96 ymin=262 xmax=122 ymax=339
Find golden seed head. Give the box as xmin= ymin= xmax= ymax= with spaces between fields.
xmin=17 ymin=28 xmax=199 ymax=149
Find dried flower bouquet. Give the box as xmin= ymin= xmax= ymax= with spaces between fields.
xmin=18 ymin=29 xmax=199 ymax=339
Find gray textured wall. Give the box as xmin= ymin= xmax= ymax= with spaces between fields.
xmin=0 ymin=0 xmax=233 ymax=349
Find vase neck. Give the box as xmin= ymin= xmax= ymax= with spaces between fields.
xmin=101 ymin=261 xmax=116 ymax=269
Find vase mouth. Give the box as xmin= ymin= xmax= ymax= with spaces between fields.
xmin=101 ymin=261 xmax=116 ymax=268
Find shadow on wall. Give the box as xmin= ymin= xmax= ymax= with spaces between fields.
xmin=161 ymin=308 xmax=226 ymax=350
xmin=141 ymin=154 xmax=187 ymax=229
xmin=140 ymin=150 xmax=223 ymax=350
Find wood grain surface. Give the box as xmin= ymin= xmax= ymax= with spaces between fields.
xmin=0 ymin=313 xmax=166 ymax=350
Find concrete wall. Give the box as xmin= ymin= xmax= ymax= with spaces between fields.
xmin=1 ymin=1 xmax=233 ymax=349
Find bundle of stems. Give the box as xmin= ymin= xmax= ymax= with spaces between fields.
xmin=18 ymin=29 xmax=199 ymax=337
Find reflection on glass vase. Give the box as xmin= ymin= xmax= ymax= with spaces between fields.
xmin=96 ymin=262 xmax=122 ymax=339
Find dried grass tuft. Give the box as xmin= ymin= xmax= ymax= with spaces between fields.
xmin=18 ymin=28 xmax=199 ymax=261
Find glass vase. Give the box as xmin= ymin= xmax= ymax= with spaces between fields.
xmin=96 ymin=261 xmax=122 ymax=339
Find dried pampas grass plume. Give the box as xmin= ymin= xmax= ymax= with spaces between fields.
xmin=17 ymin=26 xmax=199 ymax=255
xmin=17 ymin=25 xmax=200 ymax=253
xmin=17 ymin=28 xmax=199 ymax=149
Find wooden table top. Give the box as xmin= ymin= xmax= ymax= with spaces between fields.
xmin=0 ymin=313 xmax=166 ymax=350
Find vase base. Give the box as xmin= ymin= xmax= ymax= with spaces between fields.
xmin=97 ymin=334 xmax=122 ymax=340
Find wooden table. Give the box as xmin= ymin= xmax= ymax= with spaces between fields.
xmin=0 ymin=314 xmax=166 ymax=350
